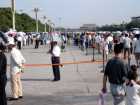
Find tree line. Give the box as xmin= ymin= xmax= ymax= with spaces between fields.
xmin=0 ymin=8 xmax=49 ymax=32
xmin=97 ymin=20 xmax=140 ymax=31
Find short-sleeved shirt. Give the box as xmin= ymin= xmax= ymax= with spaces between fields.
xmin=104 ymin=57 xmax=129 ymax=85
xmin=124 ymin=37 xmax=131 ymax=48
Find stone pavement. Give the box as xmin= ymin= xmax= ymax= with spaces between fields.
xmin=6 ymin=45 xmax=117 ymax=105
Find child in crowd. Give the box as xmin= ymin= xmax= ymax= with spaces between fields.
xmin=126 ymin=65 xmax=140 ymax=105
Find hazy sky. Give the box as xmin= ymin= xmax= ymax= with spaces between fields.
xmin=0 ymin=0 xmax=140 ymax=28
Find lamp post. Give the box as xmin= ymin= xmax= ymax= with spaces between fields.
xmin=43 ymin=16 xmax=47 ymax=32
xmin=33 ymin=8 xmax=39 ymax=32
xmin=11 ymin=0 xmax=16 ymax=30
xmin=48 ymin=19 xmax=51 ymax=33
xmin=51 ymin=23 xmax=55 ymax=32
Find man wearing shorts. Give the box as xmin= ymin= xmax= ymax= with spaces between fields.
xmin=102 ymin=44 xmax=129 ymax=105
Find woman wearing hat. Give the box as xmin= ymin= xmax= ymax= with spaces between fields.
xmin=0 ymin=43 xmax=7 ymax=105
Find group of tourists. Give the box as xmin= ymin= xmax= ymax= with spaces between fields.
xmin=73 ymin=31 xmax=140 ymax=67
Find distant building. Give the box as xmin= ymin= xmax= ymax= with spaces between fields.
xmin=131 ymin=16 xmax=140 ymax=21
xmin=80 ymin=24 xmax=96 ymax=31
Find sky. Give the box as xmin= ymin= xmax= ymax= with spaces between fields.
xmin=0 ymin=0 xmax=140 ymax=28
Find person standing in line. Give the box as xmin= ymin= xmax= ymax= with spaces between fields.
xmin=134 ymin=34 xmax=140 ymax=68
xmin=85 ymin=34 xmax=89 ymax=55
xmin=0 ymin=43 xmax=7 ymax=105
xmin=123 ymin=34 xmax=131 ymax=59
xmin=102 ymin=43 xmax=129 ymax=105
xmin=7 ymin=40 xmax=26 ymax=101
xmin=119 ymin=34 xmax=125 ymax=52
xmin=35 ymin=34 xmax=40 ymax=49
xmin=101 ymin=36 xmax=109 ymax=61
xmin=107 ymin=34 xmax=113 ymax=53
xmin=17 ymin=35 xmax=22 ymax=50
xmin=95 ymin=33 xmax=101 ymax=54
xmin=51 ymin=41 xmax=61 ymax=81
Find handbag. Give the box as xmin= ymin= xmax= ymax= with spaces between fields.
xmin=98 ymin=91 xmax=107 ymax=105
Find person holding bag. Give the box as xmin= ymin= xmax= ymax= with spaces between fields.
xmin=102 ymin=43 xmax=129 ymax=105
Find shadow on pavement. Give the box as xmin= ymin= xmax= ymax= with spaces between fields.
xmin=8 ymin=94 xmax=112 ymax=105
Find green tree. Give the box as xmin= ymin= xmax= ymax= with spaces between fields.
xmin=0 ymin=8 xmax=47 ymax=32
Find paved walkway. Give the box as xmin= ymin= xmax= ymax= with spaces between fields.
xmin=6 ymin=44 xmax=126 ymax=105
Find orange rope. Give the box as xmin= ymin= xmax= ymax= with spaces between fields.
xmin=23 ymin=60 xmax=104 ymax=67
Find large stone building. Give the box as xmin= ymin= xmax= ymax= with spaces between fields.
xmin=80 ymin=24 xmax=96 ymax=31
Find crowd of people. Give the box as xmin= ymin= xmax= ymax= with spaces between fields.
xmin=0 ymin=30 xmax=140 ymax=105
xmin=72 ymin=31 xmax=140 ymax=67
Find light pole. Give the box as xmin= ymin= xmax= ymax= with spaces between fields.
xmin=11 ymin=0 xmax=16 ymax=30
xmin=51 ymin=23 xmax=55 ymax=32
xmin=33 ymin=8 xmax=39 ymax=32
xmin=43 ymin=16 xmax=47 ymax=32
xmin=48 ymin=19 xmax=51 ymax=33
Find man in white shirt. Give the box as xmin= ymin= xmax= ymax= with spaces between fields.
xmin=107 ymin=35 xmax=113 ymax=53
xmin=134 ymin=35 xmax=140 ymax=67
xmin=124 ymin=34 xmax=132 ymax=59
xmin=95 ymin=34 xmax=101 ymax=54
xmin=51 ymin=41 xmax=61 ymax=81
xmin=8 ymin=40 xmax=26 ymax=101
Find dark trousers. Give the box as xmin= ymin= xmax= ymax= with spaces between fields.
xmin=35 ymin=40 xmax=39 ymax=49
xmin=0 ymin=75 xmax=7 ymax=105
xmin=124 ymin=48 xmax=130 ymax=59
xmin=17 ymin=41 xmax=21 ymax=50
xmin=51 ymin=56 xmax=60 ymax=80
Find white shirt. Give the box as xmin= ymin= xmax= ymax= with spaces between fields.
xmin=134 ymin=39 xmax=140 ymax=53
xmin=10 ymin=47 xmax=26 ymax=75
xmin=52 ymin=45 xmax=61 ymax=57
xmin=120 ymin=36 xmax=125 ymax=43
xmin=17 ymin=36 xmax=22 ymax=42
xmin=124 ymin=37 xmax=131 ymax=48
xmin=8 ymin=36 xmax=14 ymax=44
xmin=107 ymin=36 xmax=113 ymax=42
xmin=101 ymin=40 xmax=109 ymax=53
xmin=126 ymin=81 xmax=140 ymax=105
xmin=95 ymin=35 xmax=101 ymax=43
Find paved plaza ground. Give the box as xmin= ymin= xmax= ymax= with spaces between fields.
xmin=6 ymin=44 xmax=138 ymax=105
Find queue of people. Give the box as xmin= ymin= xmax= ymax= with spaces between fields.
xmin=0 ymin=30 xmax=140 ymax=105
xmin=73 ymin=31 xmax=140 ymax=68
